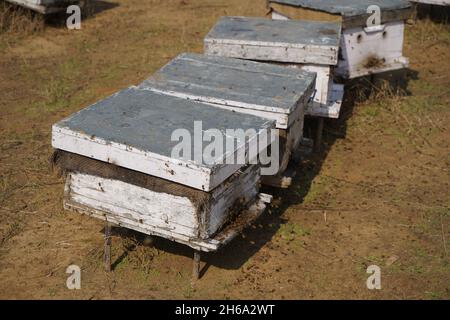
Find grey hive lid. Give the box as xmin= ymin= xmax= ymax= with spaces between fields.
xmin=204 ymin=16 xmax=341 ymax=65
xmin=269 ymin=0 xmax=411 ymax=16
xmin=269 ymin=0 xmax=412 ymax=27
xmin=52 ymin=87 xmax=274 ymax=191
xmin=140 ymin=53 xmax=316 ymax=116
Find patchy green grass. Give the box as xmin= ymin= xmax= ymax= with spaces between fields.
xmin=424 ymin=290 xmax=448 ymax=300
xmin=302 ymin=179 xmax=328 ymax=204
xmin=278 ymin=222 xmax=310 ymax=244
xmin=361 ymin=104 xmax=381 ymax=118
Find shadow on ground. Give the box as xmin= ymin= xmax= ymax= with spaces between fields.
xmin=415 ymin=3 xmax=450 ymax=24
xmin=45 ymin=0 xmax=119 ymax=26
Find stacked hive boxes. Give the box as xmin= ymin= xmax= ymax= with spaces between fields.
xmin=204 ymin=17 xmax=343 ymax=119
xmin=139 ymin=53 xmax=316 ymax=188
xmin=51 ymin=1 xmax=413 ymax=279
xmin=52 ymin=87 xmax=276 ymax=252
xmin=52 ymin=55 xmax=316 ymax=274
xmin=204 ymin=16 xmax=343 ymax=152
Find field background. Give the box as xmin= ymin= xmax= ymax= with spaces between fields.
xmin=0 ymin=0 xmax=449 ymax=299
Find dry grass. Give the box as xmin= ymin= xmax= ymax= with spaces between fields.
xmin=0 ymin=2 xmax=44 ymax=35
xmin=410 ymin=18 xmax=450 ymax=46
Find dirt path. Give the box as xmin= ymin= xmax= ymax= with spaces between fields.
xmin=0 ymin=0 xmax=449 ymax=299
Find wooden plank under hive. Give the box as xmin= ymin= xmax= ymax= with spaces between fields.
xmin=204 ymin=16 xmax=344 ymax=120
xmin=139 ymin=53 xmax=316 ymax=182
xmin=268 ymin=0 xmax=412 ymax=79
xmin=51 ymin=87 xmax=275 ymax=258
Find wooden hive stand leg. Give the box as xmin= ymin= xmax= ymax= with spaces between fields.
xmin=104 ymin=222 xmax=112 ymax=272
xmin=314 ymin=118 xmax=324 ymax=153
xmin=192 ymin=250 xmax=201 ymax=283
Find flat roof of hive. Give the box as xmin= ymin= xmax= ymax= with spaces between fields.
xmin=140 ymin=53 xmax=316 ymax=115
xmin=269 ymin=0 xmax=411 ymax=17
xmin=206 ymin=16 xmax=341 ymax=47
xmin=53 ymin=87 xmax=273 ymax=169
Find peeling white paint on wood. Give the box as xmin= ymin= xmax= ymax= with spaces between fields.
xmin=205 ymin=16 xmax=341 ymax=65
xmin=206 ymin=17 xmax=343 ymax=119
xmin=65 ymin=165 xmax=260 ymax=240
xmin=271 ymin=6 xmax=409 ymax=79
xmin=65 ymin=199 xmax=267 ymax=252
xmin=204 ymin=166 xmax=260 ymax=237
xmin=299 ymin=64 xmax=342 ymax=118
xmin=336 ymin=22 xmax=409 ymax=79
xmin=64 ymin=166 xmax=267 ymax=252
xmin=271 ymin=10 xmax=290 ymax=21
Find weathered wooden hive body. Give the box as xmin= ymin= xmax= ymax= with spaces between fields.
xmin=268 ymin=0 xmax=412 ymax=79
xmin=6 ymin=0 xmax=79 ymax=14
xmin=52 ymin=87 xmax=275 ymax=252
xmin=139 ymin=53 xmax=316 ymax=177
xmin=204 ymin=16 xmax=344 ymax=120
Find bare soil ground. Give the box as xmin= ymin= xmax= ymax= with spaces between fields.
xmin=0 ymin=0 xmax=449 ymax=300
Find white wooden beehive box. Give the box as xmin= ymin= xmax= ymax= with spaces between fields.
xmin=204 ymin=16 xmax=344 ymax=119
xmin=269 ymin=0 xmax=412 ymax=79
xmin=52 ymin=87 xmax=275 ymax=251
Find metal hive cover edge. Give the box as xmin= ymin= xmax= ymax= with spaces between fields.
xmin=268 ymin=0 xmax=412 ymax=17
